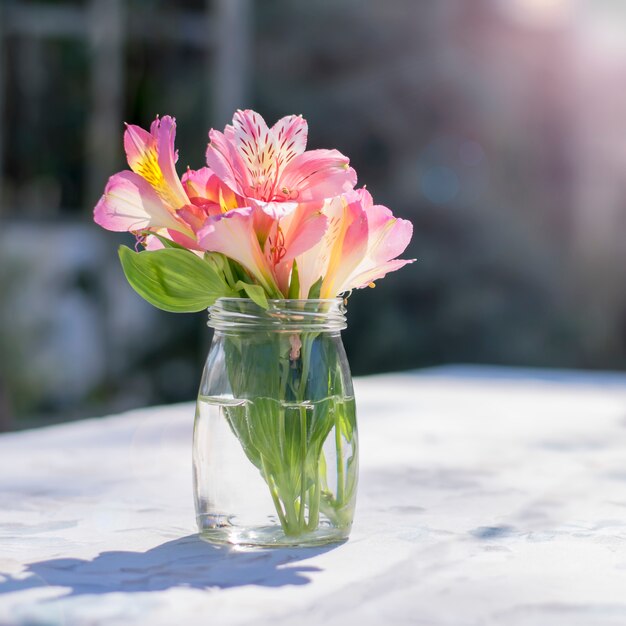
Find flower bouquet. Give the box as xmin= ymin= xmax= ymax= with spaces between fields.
xmin=94 ymin=110 xmax=413 ymax=546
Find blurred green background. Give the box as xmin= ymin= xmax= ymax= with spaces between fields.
xmin=1 ymin=0 xmax=625 ymax=430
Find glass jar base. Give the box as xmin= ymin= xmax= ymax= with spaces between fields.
xmin=197 ymin=517 xmax=350 ymax=548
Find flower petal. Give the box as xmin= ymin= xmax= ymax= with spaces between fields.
xmin=177 ymin=204 xmax=212 ymax=233
xmin=343 ymin=258 xmax=415 ymax=291
xmin=255 ymin=200 xmax=299 ymax=220
xmin=331 ymin=189 xmax=415 ymax=293
xmin=206 ymin=110 xmax=278 ymax=200
xmin=279 ymin=149 xmax=357 ymax=202
xmin=231 ymin=109 xmax=275 ymax=199
xmin=205 ymin=128 xmax=251 ymax=197
xmin=93 ymin=171 xmax=182 ymax=233
xmin=271 ymin=114 xmax=308 ymax=173
xmin=144 ymin=228 xmax=205 ymax=254
xmin=365 ymin=208 xmax=413 ymax=265
xmin=197 ymin=208 xmax=277 ymax=293
xmin=124 ymin=124 xmax=155 ymax=171
xmin=272 ymin=201 xmax=327 ymax=296
xmin=182 ymin=166 xmax=240 ymax=213
xmin=144 ymin=233 xmax=165 ymax=250
xmin=295 ymin=194 xmax=368 ymax=298
xmin=155 ymin=115 xmax=189 ymax=208
xmin=320 ymin=195 xmax=369 ymax=298
xmin=123 ymin=117 xmax=188 ymax=210
xmin=279 ymin=201 xmax=327 ymax=262
xmin=168 ymin=228 xmax=205 ymax=252
xmin=182 ymin=166 xmax=214 ymax=199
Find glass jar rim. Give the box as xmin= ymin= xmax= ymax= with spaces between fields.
xmin=208 ymin=297 xmax=347 ymax=332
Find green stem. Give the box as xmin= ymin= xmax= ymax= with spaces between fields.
xmin=295 ymin=336 xmax=314 ymax=531
xmin=335 ymin=410 xmax=345 ymax=504
xmin=278 ymin=360 xmax=289 ymax=459
xmin=306 ymin=464 xmax=321 ymax=531
xmin=261 ymin=454 xmax=289 ymax=530
xmin=277 ymin=476 xmax=299 ymax=533
xmin=252 ymin=325 xmax=330 ymax=538
xmin=298 ymin=406 xmax=307 ymax=527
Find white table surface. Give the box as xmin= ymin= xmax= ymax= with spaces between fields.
xmin=2 ymin=367 xmax=626 ymax=626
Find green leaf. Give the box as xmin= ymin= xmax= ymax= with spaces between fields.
xmin=234 ymin=281 xmax=269 ymax=309
xmin=307 ymin=276 xmax=323 ymax=299
xmin=288 ymin=259 xmax=300 ymax=299
xmin=118 ymin=245 xmax=237 ymax=313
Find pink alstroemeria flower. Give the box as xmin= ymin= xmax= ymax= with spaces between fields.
xmin=182 ymin=163 xmax=326 ymax=295
xmin=264 ymin=200 xmax=328 ymax=295
xmin=296 ymin=193 xmax=368 ymax=299
xmin=176 ymin=167 xmax=241 ymax=232
xmin=180 ymin=165 xmax=281 ymax=248
xmin=341 ymin=189 xmax=414 ymax=293
xmin=295 ymin=189 xmax=414 ymax=298
xmin=94 ymin=116 xmax=193 ymax=239
xmin=196 ymin=200 xmax=328 ymax=297
xmin=205 ymin=109 xmax=357 ymax=209
xmin=196 ymin=109 xmax=356 ymax=294
xmin=182 ymin=167 xmax=240 ymax=213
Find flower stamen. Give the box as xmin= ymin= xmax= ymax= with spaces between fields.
xmin=268 ymin=228 xmax=287 ymax=265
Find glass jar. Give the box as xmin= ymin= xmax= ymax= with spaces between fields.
xmin=193 ymin=298 xmax=358 ymax=547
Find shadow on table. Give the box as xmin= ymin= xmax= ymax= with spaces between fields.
xmin=0 ymin=534 xmax=338 ymax=596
